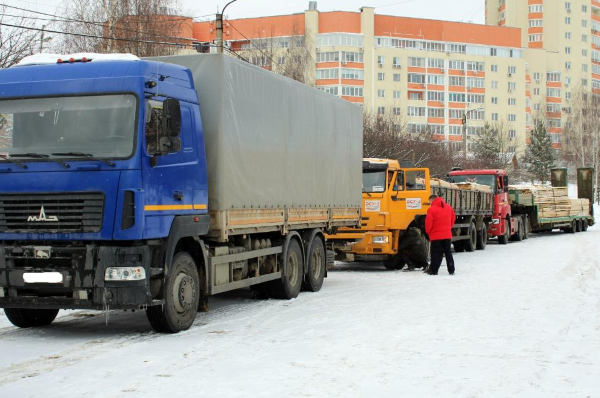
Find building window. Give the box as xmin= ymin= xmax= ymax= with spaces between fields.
xmin=316 ymin=69 xmax=339 ymax=80
xmin=393 ymin=73 xmax=401 ymax=82
xmin=393 ymin=107 xmax=401 ymax=116
xmin=508 ymin=66 xmax=516 ymax=75
xmin=450 ymin=76 xmax=465 ymax=86
xmin=566 ymin=77 xmax=571 ymax=85
xmin=533 ymin=103 xmax=540 ymax=111
xmin=377 ymin=55 xmax=385 ymax=66
xmin=317 ymin=33 xmax=364 ymax=48
xmin=565 ymin=32 xmax=571 ymax=39
xmin=393 ymin=90 xmax=401 ymax=99
xmin=467 ymin=77 xmax=485 ymax=88
xmin=449 ymin=109 xmax=463 ymax=119
xmin=393 ymin=57 xmax=401 ymax=68
xmin=491 ymin=64 xmax=498 ymax=72
xmin=428 ymin=75 xmax=445 ymax=85
xmin=547 ymin=88 xmax=562 ymax=97
xmin=508 ymin=98 xmax=516 ymax=106
xmin=492 ymin=81 xmax=498 ymax=89
xmin=565 ymin=2 xmax=571 ymax=11
xmin=448 ymin=93 xmax=465 ymax=103
xmin=583 ymin=64 xmax=588 ymax=72
xmin=529 ymin=4 xmax=543 ymax=12
xmin=408 ymin=57 xmax=425 ymax=67
xmin=508 ymin=114 xmax=516 ymax=122
xmin=378 ymin=89 xmax=385 ymax=98
xmin=407 ymin=106 xmax=426 ymax=116
xmin=582 ymin=49 xmax=588 ymax=57
xmin=565 ymin=17 xmax=571 ymax=25
xmin=529 ymin=19 xmax=543 ymax=28
xmin=341 ymin=68 xmax=364 ymax=80
xmin=529 ymin=34 xmax=543 ymax=42
xmin=565 ymin=62 xmax=571 ymax=70
xmin=533 ymin=72 xmax=541 ymax=81
xmin=341 ymin=51 xmax=364 ymax=63
xmin=583 ymin=34 xmax=588 ymax=42
xmin=565 ymin=47 xmax=571 ymax=54
xmin=547 ymin=72 xmax=561 ymax=82
xmin=492 ymin=113 xmax=499 ymax=121
xmin=449 ymin=60 xmax=465 ymax=70
xmin=534 ymin=88 xmax=540 ymax=95
xmin=317 ymin=86 xmax=338 ymax=95
xmin=467 ymin=94 xmax=485 ymax=103
xmin=427 ymin=91 xmax=445 ymax=102
xmin=341 ymin=86 xmax=363 ymax=97
xmin=491 ymin=97 xmax=498 ymax=104
xmin=428 ymin=58 xmax=444 ymax=68
xmin=428 ymin=108 xmax=445 ymax=118
xmin=508 ymin=82 xmax=517 ymax=91
xmin=409 ymin=92 xmax=423 ymax=101
xmin=582 ymin=20 xmax=588 ymax=28
xmin=378 ymin=72 xmax=385 ymax=81
xmin=449 ymin=126 xmax=462 ymax=136
xmin=583 ymin=5 xmax=588 ymax=12
xmin=377 ymin=107 xmax=385 ymax=115
xmin=582 ymin=78 xmax=588 ymax=87
xmin=467 ymin=61 xmax=485 ymax=72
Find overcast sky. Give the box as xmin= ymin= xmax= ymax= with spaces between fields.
xmin=6 ymin=0 xmax=486 ymax=24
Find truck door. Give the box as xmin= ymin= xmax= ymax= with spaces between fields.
xmin=141 ymin=99 xmax=205 ymax=238
xmin=389 ymin=168 xmax=430 ymax=230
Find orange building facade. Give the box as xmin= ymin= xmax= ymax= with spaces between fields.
xmin=194 ymin=5 xmax=531 ymax=153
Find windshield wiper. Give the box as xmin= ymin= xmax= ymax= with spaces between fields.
xmin=10 ymin=153 xmax=70 ymax=169
xmin=0 ymin=154 xmax=28 ymax=169
xmin=362 ymin=189 xmax=372 ymax=197
xmin=52 ymin=152 xmax=115 ymax=167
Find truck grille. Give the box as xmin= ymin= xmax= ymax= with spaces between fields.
xmin=0 ymin=192 xmax=104 ymax=233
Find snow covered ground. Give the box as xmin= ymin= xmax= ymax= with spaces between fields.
xmin=1 ymin=225 xmax=599 ymax=397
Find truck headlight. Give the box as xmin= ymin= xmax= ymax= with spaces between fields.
xmin=105 ymin=267 xmax=146 ymax=281
xmin=372 ymin=236 xmax=388 ymax=244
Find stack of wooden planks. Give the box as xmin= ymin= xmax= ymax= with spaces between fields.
xmin=509 ymin=184 xmax=586 ymax=218
xmin=454 ymin=182 xmax=492 ymax=193
xmin=570 ymin=198 xmax=590 ymax=216
xmin=430 ymin=178 xmax=457 ymax=189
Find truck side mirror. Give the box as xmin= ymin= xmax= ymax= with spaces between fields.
xmin=163 ymin=98 xmax=181 ymax=137
xmin=158 ymin=136 xmax=181 ymax=155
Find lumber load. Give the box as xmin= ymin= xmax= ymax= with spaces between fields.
xmin=454 ymin=182 xmax=492 ymax=193
xmin=429 ymin=178 xmax=457 ymax=189
xmin=570 ymin=198 xmax=590 ymax=216
xmin=509 ymin=184 xmax=578 ymax=218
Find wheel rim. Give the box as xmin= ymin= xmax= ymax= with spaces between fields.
xmin=287 ymin=251 xmax=299 ymax=286
xmin=311 ymin=246 xmax=323 ymax=280
xmin=172 ymin=272 xmax=196 ymax=314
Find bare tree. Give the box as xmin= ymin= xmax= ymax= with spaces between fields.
xmin=0 ymin=6 xmax=43 ymax=68
xmin=234 ymin=23 xmax=314 ymax=85
xmin=562 ymin=87 xmax=600 ymax=202
xmin=470 ymin=120 xmax=522 ymax=177
xmin=59 ymin=0 xmax=189 ymax=57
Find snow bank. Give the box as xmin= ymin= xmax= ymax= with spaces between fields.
xmin=16 ymin=53 xmax=140 ymax=67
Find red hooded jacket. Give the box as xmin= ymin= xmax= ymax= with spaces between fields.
xmin=425 ymin=197 xmax=456 ymax=241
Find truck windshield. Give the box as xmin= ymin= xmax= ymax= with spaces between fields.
xmin=451 ymin=174 xmax=496 ymax=192
xmin=363 ymin=170 xmax=386 ymax=193
xmin=0 ymin=94 xmax=137 ymax=160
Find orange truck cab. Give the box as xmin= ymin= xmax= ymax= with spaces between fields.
xmin=327 ymin=158 xmax=430 ymax=265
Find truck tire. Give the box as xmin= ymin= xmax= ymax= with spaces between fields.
xmin=383 ymin=254 xmax=406 ymax=270
xmin=512 ymin=219 xmax=524 ymax=242
xmin=453 ymin=241 xmax=465 ymax=252
xmin=464 ymin=221 xmax=477 ymax=252
xmin=523 ymin=216 xmax=530 ymax=239
xmin=476 ymin=222 xmax=488 ymax=250
xmin=498 ymin=218 xmax=510 ymax=245
xmin=4 ymin=308 xmax=59 ymax=328
xmin=146 ymin=252 xmax=200 ymax=333
xmin=582 ymin=219 xmax=589 ymax=231
xmin=303 ymin=237 xmax=326 ymax=292
xmin=326 ymin=249 xmax=335 ymax=269
xmin=270 ymin=239 xmax=303 ymax=299
xmin=566 ymin=220 xmax=576 ymax=234
xmin=576 ymin=220 xmax=582 ymax=232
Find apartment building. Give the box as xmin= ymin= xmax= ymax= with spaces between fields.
xmin=486 ymin=0 xmax=600 ymax=148
xmin=195 ymin=4 xmax=529 ymax=153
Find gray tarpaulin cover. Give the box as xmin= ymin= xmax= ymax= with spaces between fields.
xmin=156 ymin=54 xmax=362 ymax=211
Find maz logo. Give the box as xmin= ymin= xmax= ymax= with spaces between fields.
xmin=27 ymin=206 xmax=59 ymax=222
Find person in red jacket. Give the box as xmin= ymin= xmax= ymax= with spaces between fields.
xmin=425 ymin=194 xmax=456 ymax=275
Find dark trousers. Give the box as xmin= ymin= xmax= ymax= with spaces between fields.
xmin=429 ymin=239 xmax=455 ymax=275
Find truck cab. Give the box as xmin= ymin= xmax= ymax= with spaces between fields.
xmin=449 ymin=169 xmax=513 ymax=241
xmin=0 ymin=55 xmax=210 ymax=328
xmin=329 ymin=158 xmax=430 ymax=264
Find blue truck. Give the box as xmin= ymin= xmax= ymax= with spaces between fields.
xmin=0 ymin=53 xmax=362 ymax=333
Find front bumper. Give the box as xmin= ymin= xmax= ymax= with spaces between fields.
xmin=0 ymin=243 xmax=154 ymax=310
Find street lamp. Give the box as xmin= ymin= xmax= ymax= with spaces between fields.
xmin=462 ymin=107 xmax=484 ymax=161
xmin=216 ymin=0 xmax=239 ymax=53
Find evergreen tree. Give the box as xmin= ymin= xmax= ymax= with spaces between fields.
xmin=525 ymin=121 xmax=555 ymax=183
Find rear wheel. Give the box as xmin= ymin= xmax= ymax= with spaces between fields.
xmin=383 ymin=254 xmax=406 ymax=270
xmin=566 ymin=220 xmax=576 ymax=234
xmin=512 ymin=219 xmax=524 ymax=241
xmin=582 ymin=219 xmax=589 ymax=231
xmin=270 ymin=239 xmax=303 ymax=299
xmin=498 ymin=218 xmax=510 ymax=245
xmin=146 ymin=252 xmax=200 ymax=333
xmin=303 ymin=237 xmax=326 ymax=292
xmin=476 ymin=222 xmax=488 ymax=250
xmin=4 ymin=308 xmax=59 ymax=328
xmin=464 ymin=221 xmax=477 ymax=252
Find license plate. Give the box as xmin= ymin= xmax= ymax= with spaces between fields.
xmin=23 ymin=272 xmax=63 ymax=284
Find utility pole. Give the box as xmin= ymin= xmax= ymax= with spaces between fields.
xmin=216 ymin=0 xmax=239 ymax=54
xmin=39 ymin=25 xmax=46 ymax=53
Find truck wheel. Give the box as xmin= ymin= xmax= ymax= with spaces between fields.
xmin=576 ymin=220 xmax=583 ymax=232
xmin=582 ymin=219 xmax=589 ymax=231
xmin=523 ymin=217 xmax=530 ymax=239
xmin=453 ymin=241 xmax=465 ymax=252
xmin=512 ymin=219 xmax=524 ymax=241
xmin=476 ymin=223 xmax=488 ymax=250
xmin=566 ymin=220 xmax=576 ymax=234
xmin=498 ymin=219 xmax=510 ymax=245
xmin=146 ymin=252 xmax=200 ymax=333
xmin=303 ymin=237 xmax=326 ymax=292
xmin=326 ymin=249 xmax=336 ymax=269
xmin=4 ymin=308 xmax=59 ymax=328
xmin=464 ymin=221 xmax=477 ymax=252
xmin=271 ymin=239 xmax=303 ymax=299
xmin=383 ymin=255 xmax=406 ymax=270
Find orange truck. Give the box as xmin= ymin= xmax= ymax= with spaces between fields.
xmin=327 ymin=158 xmax=494 ymax=269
